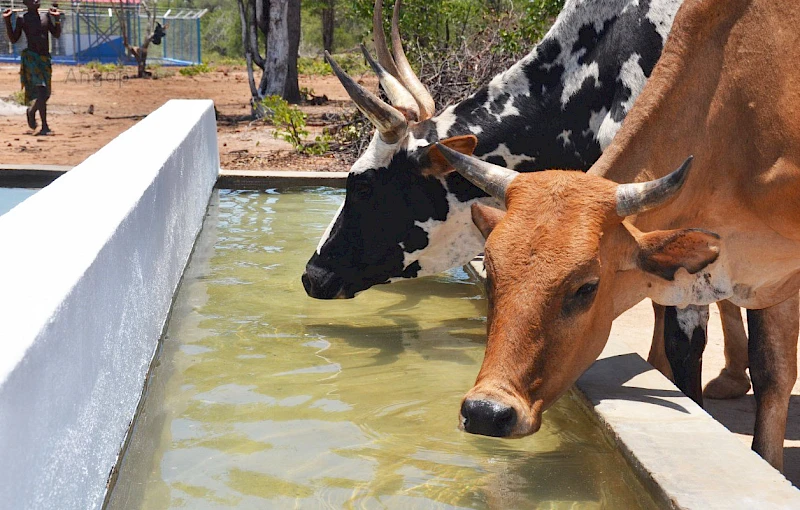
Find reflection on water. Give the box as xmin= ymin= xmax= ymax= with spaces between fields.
xmin=108 ymin=189 xmax=657 ymax=510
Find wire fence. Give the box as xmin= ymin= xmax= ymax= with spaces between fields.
xmin=0 ymin=1 xmax=205 ymax=65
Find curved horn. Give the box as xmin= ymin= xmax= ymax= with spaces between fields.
xmin=435 ymin=143 xmax=519 ymax=202
xmin=360 ymin=43 xmax=420 ymax=121
xmin=325 ymin=51 xmax=408 ymax=144
xmin=391 ymin=0 xmax=436 ymax=120
xmin=616 ymin=156 xmax=694 ymax=217
xmin=373 ymin=0 xmax=401 ymax=80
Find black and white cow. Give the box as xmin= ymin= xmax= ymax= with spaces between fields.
xmin=302 ymin=0 xmax=751 ymax=404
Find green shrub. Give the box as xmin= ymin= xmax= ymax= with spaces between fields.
xmin=9 ymin=89 xmax=27 ymax=106
xmin=261 ymin=95 xmax=331 ymax=155
xmin=179 ymin=63 xmax=213 ymax=76
xmin=83 ymin=61 xmax=123 ymax=73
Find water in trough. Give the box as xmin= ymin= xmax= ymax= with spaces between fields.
xmin=107 ymin=188 xmax=657 ymax=509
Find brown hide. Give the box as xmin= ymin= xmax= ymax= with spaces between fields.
xmin=462 ymin=0 xmax=800 ymax=468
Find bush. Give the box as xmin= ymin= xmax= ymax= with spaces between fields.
xmin=261 ymin=95 xmax=332 ymax=155
xmin=83 ymin=61 xmax=123 ymax=73
xmin=179 ymin=63 xmax=213 ymax=76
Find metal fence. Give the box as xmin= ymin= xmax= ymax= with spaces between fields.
xmin=0 ymin=0 xmax=205 ymax=65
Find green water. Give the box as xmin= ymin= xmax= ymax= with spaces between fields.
xmin=107 ymin=189 xmax=658 ymax=510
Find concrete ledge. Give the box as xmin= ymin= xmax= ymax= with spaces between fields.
xmin=466 ymin=260 xmax=800 ymax=509
xmin=0 ymin=100 xmax=219 ymax=509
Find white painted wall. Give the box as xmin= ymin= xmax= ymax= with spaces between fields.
xmin=0 ymin=100 xmax=219 ymax=509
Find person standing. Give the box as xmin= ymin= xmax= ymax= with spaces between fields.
xmin=3 ymin=0 xmax=62 ymax=135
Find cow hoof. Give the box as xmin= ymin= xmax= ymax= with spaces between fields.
xmin=703 ymin=369 xmax=751 ymax=399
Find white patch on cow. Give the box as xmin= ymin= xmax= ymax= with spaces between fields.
xmin=646 ymin=0 xmax=682 ymax=42
xmin=399 ymin=193 xmax=501 ymax=278
xmin=482 ymin=143 xmax=533 ymax=170
xmin=596 ymin=115 xmax=621 ymax=150
xmin=583 ymin=106 xmax=609 ymax=140
xmin=652 ymin=264 xmax=734 ymax=309
xmin=316 ymin=200 xmax=345 ymax=255
xmin=488 ymin=53 xmax=534 ymax=102
xmin=435 ymin=106 xmax=459 ymax=139
xmin=350 ymin=133 xmax=400 ymax=175
xmin=469 ymin=125 xmax=484 ymax=135
xmin=676 ymin=304 xmax=710 ymax=338
xmin=496 ymin=96 xmax=521 ymax=120
xmin=557 ymin=129 xmax=572 ymax=147
xmin=619 ymin=53 xmax=647 ymax=113
xmin=561 ymin=60 xmax=601 ymax=107
xmin=406 ymin=131 xmax=430 ymax=152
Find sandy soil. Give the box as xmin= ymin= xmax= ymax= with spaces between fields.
xmin=0 ymin=64 xmax=376 ymax=171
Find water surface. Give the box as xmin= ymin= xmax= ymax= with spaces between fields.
xmin=0 ymin=187 xmax=37 ymax=216
xmin=108 ymin=188 xmax=657 ymax=509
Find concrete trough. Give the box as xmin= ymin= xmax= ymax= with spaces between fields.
xmin=1 ymin=101 xmax=799 ymax=508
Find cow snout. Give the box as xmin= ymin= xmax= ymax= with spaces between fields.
xmin=302 ymin=263 xmax=350 ymax=299
xmin=460 ymin=398 xmax=517 ymax=437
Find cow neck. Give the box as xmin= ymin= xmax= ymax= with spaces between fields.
xmin=587 ymin=0 xmax=749 ymax=187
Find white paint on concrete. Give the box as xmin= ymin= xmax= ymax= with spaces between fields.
xmin=0 ymin=100 xmax=219 ymax=509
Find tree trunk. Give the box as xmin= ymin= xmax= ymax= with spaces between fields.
xmin=259 ymin=0 xmax=288 ymax=97
xmin=321 ymin=0 xmax=334 ymax=53
xmin=283 ymin=0 xmax=301 ymax=103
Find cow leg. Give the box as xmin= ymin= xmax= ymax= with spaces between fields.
xmin=647 ymin=303 xmax=675 ymax=380
xmin=664 ymin=305 xmax=708 ymax=406
xmin=748 ymin=293 xmax=798 ymax=472
xmin=704 ymin=300 xmax=751 ymax=399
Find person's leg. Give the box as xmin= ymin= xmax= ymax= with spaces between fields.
xmin=35 ymin=85 xmax=50 ymax=135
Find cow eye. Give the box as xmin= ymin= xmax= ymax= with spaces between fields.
xmin=562 ymin=278 xmax=599 ymax=316
xmin=575 ymin=280 xmax=598 ymax=298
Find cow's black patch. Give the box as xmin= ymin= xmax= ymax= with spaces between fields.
xmin=305 ymin=0 xmax=672 ymax=298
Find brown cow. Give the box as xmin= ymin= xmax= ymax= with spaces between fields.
xmin=432 ymin=0 xmax=800 ymax=471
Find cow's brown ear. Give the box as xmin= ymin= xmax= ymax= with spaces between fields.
xmin=471 ymin=203 xmax=505 ymax=239
xmin=424 ymin=135 xmax=478 ymax=176
xmin=635 ymin=228 xmax=721 ymax=280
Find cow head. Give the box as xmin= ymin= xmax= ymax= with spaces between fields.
xmin=434 ymin=146 xmax=721 ymax=437
xmin=302 ymin=0 xmax=489 ymax=299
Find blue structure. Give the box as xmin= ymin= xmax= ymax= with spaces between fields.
xmin=0 ymin=0 xmax=205 ymax=65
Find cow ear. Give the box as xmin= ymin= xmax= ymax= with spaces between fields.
xmin=424 ymin=135 xmax=478 ymax=176
xmin=471 ymin=203 xmax=505 ymax=239
xmin=635 ymin=228 xmax=721 ymax=280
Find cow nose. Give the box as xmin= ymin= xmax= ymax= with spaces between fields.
xmin=461 ymin=399 xmax=517 ymax=437
xmin=301 ymin=262 xmax=349 ymax=299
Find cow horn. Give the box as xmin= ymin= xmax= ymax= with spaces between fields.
xmin=391 ymin=0 xmax=436 ymax=120
xmin=373 ymin=0 xmax=402 ymax=81
xmin=435 ymin=143 xmax=519 ymax=202
xmin=360 ymin=43 xmax=420 ymax=122
xmin=616 ymin=156 xmax=694 ymax=217
xmin=325 ymin=51 xmax=408 ymax=144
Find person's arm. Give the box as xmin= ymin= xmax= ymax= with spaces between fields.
xmin=48 ymin=8 xmax=61 ymax=38
xmin=3 ymin=10 xmax=23 ymax=43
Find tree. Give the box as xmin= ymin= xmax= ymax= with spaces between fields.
xmin=113 ymin=0 xmax=163 ymax=78
xmin=237 ymin=0 xmax=301 ymax=110
xmin=307 ymin=0 xmax=335 ymax=52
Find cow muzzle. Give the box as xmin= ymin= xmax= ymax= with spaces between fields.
xmin=301 ymin=262 xmax=352 ymax=299
xmin=459 ymin=391 xmax=541 ymax=438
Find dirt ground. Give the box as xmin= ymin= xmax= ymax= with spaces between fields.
xmin=0 ymin=64 xmax=376 ymax=171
